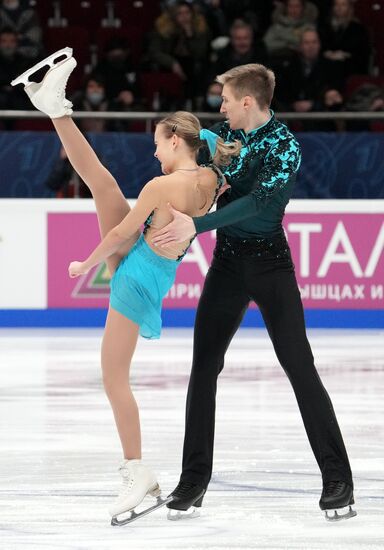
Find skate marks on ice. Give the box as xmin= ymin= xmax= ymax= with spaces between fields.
xmin=0 ymin=328 xmax=383 ymax=549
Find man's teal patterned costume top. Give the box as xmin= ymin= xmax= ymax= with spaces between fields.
xmin=193 ymin=111 xmax=302 ymax=238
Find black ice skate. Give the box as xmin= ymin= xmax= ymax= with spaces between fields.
xmin=166 ymin=481 xmax=205 ymax=520
xmin=319 ymin=481 xmax=357 ymax=521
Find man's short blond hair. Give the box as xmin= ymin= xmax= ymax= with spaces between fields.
xmin=216 ymin=63 xmax=276 ymax=109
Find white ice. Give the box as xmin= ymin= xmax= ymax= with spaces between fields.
xmin=0 ymin=328 xmax=383 ymax=550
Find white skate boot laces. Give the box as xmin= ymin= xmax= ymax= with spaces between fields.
xmin=119 ymin=465 xmax=135 ymax=496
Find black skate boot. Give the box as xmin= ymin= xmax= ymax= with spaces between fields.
xmin=166 ymin=481 xmax=205 ymax=520
xmin=319 ymin=481 xmax=357 ymax=521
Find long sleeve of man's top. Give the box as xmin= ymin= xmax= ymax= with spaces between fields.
xmin=193 ymin=137 xmax=302 ymax=235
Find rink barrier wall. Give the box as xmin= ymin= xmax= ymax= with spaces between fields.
xmin=0 ymin=199 xmax=383 ymax=328
xmin=0 ymin=308 xmax=382 ymax=329
xmin=1 ymin=131 xmax=384 ymax=199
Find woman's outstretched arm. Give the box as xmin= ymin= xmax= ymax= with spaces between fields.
xmin=68 ymin=179 xmax=161 ymax=277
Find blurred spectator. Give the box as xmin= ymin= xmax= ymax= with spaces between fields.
xmin=320 ymin=0 xmax=370 ymax=88
xmin=147 ymin=1 xmax=211 ymax=103
xmin=343 ymin=81 xmax=384 ymax=131
xmin=271 ymin=0 xmax=318 ymax=24
xmin=71 ymin=75 xmax=141 ymax=133
xmin=274 ymin=28 xmax=342 ymax=128
xmin=71 ymin=76 xmax=115 ymax=133
xmin=92 ymin=36 xmax=139 ymax=103
xmin=218 ymin=0 xmax=275 ymax=38
xmin=263 ymin=0 xmax=318 ymax=61
xmin=211 ymin=19 xmax=268 ymax=77
xmin=0 ymin=0 xmax=42 ymax=59
xmin=195 ymin=0 xmax=228 ymax=38
xmin=0 ymin=27 xmax=30 ymax=115
xmin=201 ymin=80 xmax=222 ymax=126
xmin=44 ymin=146 xmax=92 ymax=198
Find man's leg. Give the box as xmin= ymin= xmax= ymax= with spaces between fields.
xmin=248 ymin=259 xmax=353 ymax=486
xmin=176 ymin=256 xmax=249 ymax=494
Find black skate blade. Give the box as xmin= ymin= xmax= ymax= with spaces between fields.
xmin=111 ymin=496 xmax=173 ymax=526
xmin=325 ymin=505 xmax=357 ymax=522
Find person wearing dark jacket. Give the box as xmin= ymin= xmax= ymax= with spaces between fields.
xmin=273 ymin=27 xmax=341 ymax=128
xmin=0 ymin=27 xmax=30 ymax=116
xmin=212 ymin=19 xmax=268 ymax=76
xmin=320 ymin=0 xmax=370 ymax=88
xmin=148 ymin=1 xmax=211 ymax=102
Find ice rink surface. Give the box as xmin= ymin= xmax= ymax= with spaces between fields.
xmin=0 ymin=327 xmax=383 ymax=550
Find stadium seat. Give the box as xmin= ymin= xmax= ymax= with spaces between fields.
xmin=112 ymin=0 xmax=161 ymax=32
xmin=140 ymin=72 xmax=184 ymax=110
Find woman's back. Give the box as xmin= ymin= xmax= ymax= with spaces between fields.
xmin=144 ymin=165 xmax=221 ymax=260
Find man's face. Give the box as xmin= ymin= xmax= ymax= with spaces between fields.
xmin=333 ymin=0 xmax=350 ymax=19
xmin=300 ymin=31 xmax=321 ymax=61
xmin=0 ymin=32 xmax=17 ymax=50
xmin=220 ymin=84 xmax=246 ymax=130
xmin=231 ymin=28 xmax=253 ymax=56
xmin=0 ymin=32 xmax=17 ymax=56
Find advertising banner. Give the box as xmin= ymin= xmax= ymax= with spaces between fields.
xmin=48 ymin=211 xmax=383 ymax=310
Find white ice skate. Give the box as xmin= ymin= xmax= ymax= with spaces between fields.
xmin=110 ymin=459 xmax=172 ymax=526
xmin=11 ymin=47 xmax=76 ymax=119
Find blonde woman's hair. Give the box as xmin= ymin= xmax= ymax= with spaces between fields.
xmin=157 ymin=111 xmax=242 ymax=166
xmin=216 ymin=63 xmax=276 ymax=109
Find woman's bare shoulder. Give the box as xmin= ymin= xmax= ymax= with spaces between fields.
xmin=199 ymin=165 xmax=222 ymax=187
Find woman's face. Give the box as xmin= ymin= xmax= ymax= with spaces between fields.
xmin=175 ymin=4 xmax=193 ymax=26
xmin=153 ymin=125 xmax=175 ymax=174
xmin=287 ymin=0 xmax=304 ymax=19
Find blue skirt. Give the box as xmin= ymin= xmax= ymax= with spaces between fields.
xmin=110 ymin=234 xmax=179 ymax=339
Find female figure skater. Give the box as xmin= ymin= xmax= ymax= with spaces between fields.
xmin=12 ymin=48 xmax=240 ymax=523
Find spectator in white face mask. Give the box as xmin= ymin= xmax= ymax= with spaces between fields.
xmin=201 ymin=81 xmax=223 ymax=127
xmin=0 ymin=0 xmax=42 ymax=59
xmin=71 ymin=77 xmax=111 ymax=133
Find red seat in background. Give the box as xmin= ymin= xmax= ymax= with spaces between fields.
xmin=112 ymin=0 xmax=161 ymax=33
xmin=140 ymin=72 xmax=184 ymax=110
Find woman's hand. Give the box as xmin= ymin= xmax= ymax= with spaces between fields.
xmin=68 ymin=261 xmax=89 ymax=278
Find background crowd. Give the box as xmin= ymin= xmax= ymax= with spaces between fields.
xmin=0 ymin=0 xmax=383 ymax=134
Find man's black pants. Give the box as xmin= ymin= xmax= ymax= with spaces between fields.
xmin=180 ymin=242 xmax=353 ymax=489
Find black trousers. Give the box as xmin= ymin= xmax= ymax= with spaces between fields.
xmin=180 ymin=235 xmax=353 ymax=489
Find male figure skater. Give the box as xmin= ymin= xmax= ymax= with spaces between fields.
xmin=152 ymin=63 xmax=356 ymax=522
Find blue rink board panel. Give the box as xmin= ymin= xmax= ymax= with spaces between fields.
xmin=0 ymin=309 xmax=382 ymax=329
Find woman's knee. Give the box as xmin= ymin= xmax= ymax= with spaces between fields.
xmin=101 ymin=363 xmax=129 ymax=395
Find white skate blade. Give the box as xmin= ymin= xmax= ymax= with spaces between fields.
xmin=11 ymin=47 xmax=73 ymax=87
xmin=167 ymin=507 xmax=201 ymax=521
xmin=325 ymin=505 xmax=357 ymax=522
xmin=111 ymin=495 xmax=173 ymax=526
